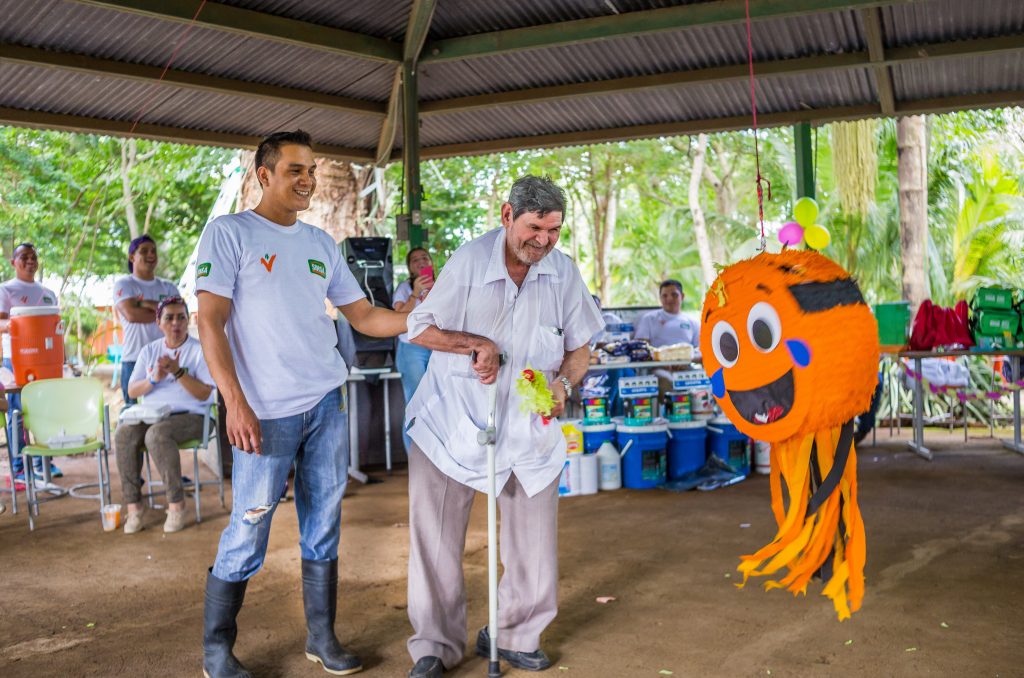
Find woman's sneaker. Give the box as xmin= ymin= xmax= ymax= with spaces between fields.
xmin=164 ymin=508 xmax=188 ymax=533
xmin=124 ymin=511 xmax=144 ymax=534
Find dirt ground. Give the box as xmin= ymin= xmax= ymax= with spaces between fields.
xmin=1 ymin=427 xmax=1022 ymax=678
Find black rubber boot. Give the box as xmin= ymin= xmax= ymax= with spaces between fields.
xmin=302 ymin=558 xmax=363 ymax=675
xmin=202 ymin=569 xmax=252 ymax=678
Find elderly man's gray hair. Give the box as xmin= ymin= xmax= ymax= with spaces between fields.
xmin=507 ymin=176 xmax=566 ymax=220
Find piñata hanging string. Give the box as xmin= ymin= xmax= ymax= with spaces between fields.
xmin=128 ymin=0 xmax=209 ymax=135
xmin=744 ymin=0 xmax=771 ymax=251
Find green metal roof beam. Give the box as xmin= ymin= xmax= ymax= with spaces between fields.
xmin=73 ymin=0 xmax=401 ymax=63
xmin=421 ymin=0 xmax=916 ymax=63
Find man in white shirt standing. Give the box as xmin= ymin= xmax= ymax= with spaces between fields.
xmin=195 ymin=130 xmax=408 ymax=678
xmin=113 ymin=235 xmax=180 ymax=405
xmin=115 ymin=296 xmax=214 ymax=535
xmin=633 ymin=279 xmax=701 ymax=348
xmin=0 ymin=242 xmax=60 ymax=481
xmin=403 ymin=177 xmax=604 ymax=678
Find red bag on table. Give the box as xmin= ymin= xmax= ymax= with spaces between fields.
xmin=908 ymin=299 xmax=974 ymax=350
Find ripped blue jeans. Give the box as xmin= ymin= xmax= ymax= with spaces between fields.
xmin=212 ymin=388 xmax=349 ymax=582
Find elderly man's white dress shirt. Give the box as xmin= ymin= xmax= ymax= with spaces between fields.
xmin=405 ymin=228 xmax=604 ymax=497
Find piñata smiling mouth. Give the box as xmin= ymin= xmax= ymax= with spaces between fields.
xmin=727 ymin=369 xmax=795 ymax=425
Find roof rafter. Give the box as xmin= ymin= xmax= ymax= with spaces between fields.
xmin=421 ymin=0 xmax=917 ymax=63
xmin=0 ymin=106 xmax=375 ymax=162
xmin=416 ymin=90 xmax=1024 ymax=160
xmin=0 ymin=44 xmax=386 ymax=117
xmin=72 ymin=0 xmax=401 ymax=63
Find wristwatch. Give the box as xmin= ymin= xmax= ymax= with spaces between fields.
xmin=558 ymin=376 xmax=572 ymax=399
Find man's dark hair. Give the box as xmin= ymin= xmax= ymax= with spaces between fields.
xmin=660 ymin=279 xmax=684 ymax=295
xmin=255 ymin=129 xmax=313 ymax=173
xmin=507 ymin=176 xmax=566 ymax=220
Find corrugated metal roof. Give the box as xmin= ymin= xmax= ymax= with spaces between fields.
xmin=883 ymin=0 xmax=1024 ymax=46
xmin=218 ymin=0 xmax=412 ymax=40
xmin=893 ymin=51 xmax=1024 ymax=100
xmin=0 ymin=0 xmax=1021 ymax=157
xmin=419 ymin=11 xmax=864 ymax=100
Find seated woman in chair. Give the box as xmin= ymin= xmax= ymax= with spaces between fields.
xmin=115 ymin=296 xmax=214 ymax=534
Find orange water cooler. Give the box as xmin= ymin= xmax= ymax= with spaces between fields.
xmin=10 ymin=305 xmax=65 ymax=385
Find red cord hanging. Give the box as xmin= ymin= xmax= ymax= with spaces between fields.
xmin=744 ymin=0 xmax=771 ymax=250
xmin=129 ymin=0 xmax=209 ymax=135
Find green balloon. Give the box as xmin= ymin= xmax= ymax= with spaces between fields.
xmin=793 ymin=197 xmax=819 ymax=228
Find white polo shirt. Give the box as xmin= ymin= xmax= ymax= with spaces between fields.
xmin=406 ymin=228 xmax=604 ymax=497
xmin=113 ymin=275 xmax=180 ymax=362
xmin=194 ymin=210 xmax=365 ymax=419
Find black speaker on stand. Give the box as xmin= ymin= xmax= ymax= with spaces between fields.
xmin=340 ymin=237 xmax=395 ymax=367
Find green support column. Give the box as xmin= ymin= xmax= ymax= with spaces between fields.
xmin=402 ymin=60 xmax=424 ymax=248
xmin=794 ymin=122 xmax=815 ymax=200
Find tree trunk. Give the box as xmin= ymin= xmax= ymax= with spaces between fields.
xmin=897 ymin=116 xmax=929 ymax=316
xmin=690 ymin=134 xmax=717 ymax=288
xmin=120 ymin=139 xmax=140 ymax=239
xmin=237 ymin=152 xmax=377 ymax=242
xmin=588 ymin=151 xmax=618 ymax=302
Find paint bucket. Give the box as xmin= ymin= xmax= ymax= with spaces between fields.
xmin=559 ymin=454 xmax=582 ymax=497
xmin=581 ymin=422 xmax=617 ymax=454
xmin=664 ymin=391 xmax=693 ymax=422
xmin=754 ymin=440 xmax=771 ymax=475
xmin=706 ymin=417 xmax=751 ymax=476
xmin=579 ymin=453 xmax=599 ymax=495
xmin=623 ymin=396 xmax=655 ymax=426
xmin=582 ymin=395 xmax=611 ymax=424
xmin=667 ymin=420 xmax=707 ymax=480
xmin=690 ymin=388 xmax=715 ymax=416
xmin=616 ymin=418 xmax=668 ymax=489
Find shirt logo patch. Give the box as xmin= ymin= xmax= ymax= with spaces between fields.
xmin=260 ymin=253 xmax=277 ymax=272
xmin=197 ymin=262 xmax=212 ymax=278
xmin=42 ymin=295 xmax=53 ymax=304
xmin=308 ymin=259 xmax=326 ymax=278
xmin=19 ymin=295 xmax=28 ymax=303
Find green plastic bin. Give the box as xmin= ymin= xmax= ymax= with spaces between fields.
xmin=973 ymin=287 xmax=1015 ymax=311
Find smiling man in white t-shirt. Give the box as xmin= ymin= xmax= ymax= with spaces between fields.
xmin=195 ymin=130 xmax=408 ymax=678
xmin=633 ymin=279 xmax=701 ymax=348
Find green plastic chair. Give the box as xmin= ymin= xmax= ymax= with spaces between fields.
xmin=16 ymin=378 xmax=112 ymax=531
xmin=138 ymin=393 xmax=225 ymax=523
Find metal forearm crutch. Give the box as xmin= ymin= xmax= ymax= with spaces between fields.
xmin=474 ymin=352 xmax=505 ymax=678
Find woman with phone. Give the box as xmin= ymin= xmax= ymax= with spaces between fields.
xmin=393 ymin=247 xmax=435 ymax=451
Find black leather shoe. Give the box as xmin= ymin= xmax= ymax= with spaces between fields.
xmin=302 ymin=559 xmax=363 ymax=675
xmin=476 ymin=627 xmax=552 ymax=671
xmin=408 ymin=656 xmax=444 ymax=678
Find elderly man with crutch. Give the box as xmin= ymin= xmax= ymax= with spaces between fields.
xmin=402 ymin=176 xmax=604 ymax=678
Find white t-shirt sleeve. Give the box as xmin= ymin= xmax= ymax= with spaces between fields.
xmin=392 ymin=280 xmax=413 ymax=308
xmin=561 ymin=269 xmax=605 ymax=352
xmin=113 ymin=276 xmax=137 ymax=309
xmin=325 ymin=245 xmax=366 ymax=307
xmin=0 ymin=286 xmax=10 ymax=315
xmin=689 ymin=317 xmax=701 ymax=348
xmin=129 ymin=343 xmax=153 ymax=384
xmin=195 ymin=218 xmax=241 ymax=299
xmin=407 ymin=251 xmax=466 ymax=341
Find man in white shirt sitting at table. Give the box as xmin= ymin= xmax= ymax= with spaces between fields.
xmin=633 ymin=279 xmax=700 ymax=348
xmin=115 ymin=296 xmax=214 ymax=535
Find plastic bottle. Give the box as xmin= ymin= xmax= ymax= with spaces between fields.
xmin=596 ymin=441 xmax=622 ymax=490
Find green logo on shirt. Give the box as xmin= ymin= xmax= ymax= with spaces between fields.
xmin=42 ymin=295 xmax=54 ymax=304
xmin=308 ymin=259 xmax=326 ymax=278
xmin=197 ymin=262 xmax=212 ymax=278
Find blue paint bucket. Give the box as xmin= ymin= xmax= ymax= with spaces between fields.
xmin=706 ymin=417 xmax=751 ymax=476
xmin=667 ymin=421 xmax=707 ymax=479
xmin=581 ymin=422 xmax=617 ymax=454
xmin=615 ymin=418 xmax=668 ymax=489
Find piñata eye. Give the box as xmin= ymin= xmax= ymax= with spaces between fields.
xmin=747 ymin=302 xmax=782 ymax=352
xmin=712 ymin=320 xmax=739 ymax=367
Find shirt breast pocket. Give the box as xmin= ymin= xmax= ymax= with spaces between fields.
xmin=528 ymin=325 xmax=564 ymax=374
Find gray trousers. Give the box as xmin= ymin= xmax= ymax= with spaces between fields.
xmin=114 ymin=414 xmax=204 ymax=504
xmin=407 ymin=445 xmax=559 ymax=669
